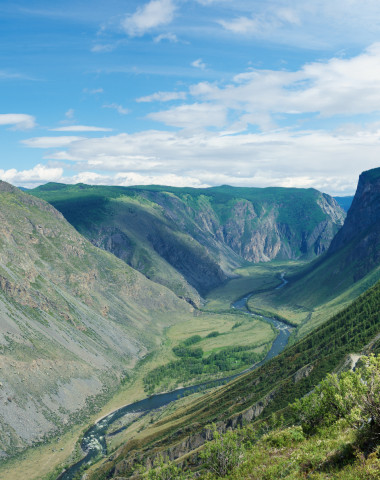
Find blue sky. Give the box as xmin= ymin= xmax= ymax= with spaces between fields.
xmin=1 ymin=0 xmax=380 ymax=194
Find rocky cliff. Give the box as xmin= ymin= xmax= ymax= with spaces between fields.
xmin=30 ymin=184 xmax=345 ymax=300
xmin=328 ymin=167 xmax=380 ymax=281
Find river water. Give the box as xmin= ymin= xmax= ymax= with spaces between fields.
xmin=57 ymin=278 xmax=292 ymax=480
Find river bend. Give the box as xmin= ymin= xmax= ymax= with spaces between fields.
xmin=57 ymin=278 xmax=292 ymax=480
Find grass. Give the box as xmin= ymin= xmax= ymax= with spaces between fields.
xmin=204 ymin=261 xmax=305 ymax=312
xmin=199 ymin=422 xmax=380 ymax=480
xmin=168 ymin=312 xmax=275 ymax=355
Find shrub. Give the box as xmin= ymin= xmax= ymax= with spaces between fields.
xmin=200 ymin=426 xmax=246 ymax=477
xmin=292 ymin=354 xmax=380 ymax=439
xmin=207 ymin=331 xmax=220 ymax=338
xmin=143 ymin=455 xmax=185 ymax=480
xmin=263 ymin=426 xmax=305 ymax=448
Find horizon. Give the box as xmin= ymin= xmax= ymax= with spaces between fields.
xmin=17 ymin=180 xmax=357 ymax=197
xmin=1 ymin=1 xmax=380 ymax=195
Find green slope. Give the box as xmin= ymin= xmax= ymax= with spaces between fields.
xmin=30 ymin=183 xmax=345 ymax=302
xmin=248 ymin=167 xmax=380 ymax=338
xmin=88 ymin=278 xmax=380 ymax=479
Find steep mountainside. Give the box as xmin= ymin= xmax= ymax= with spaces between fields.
xmin=0 ymin=182 xmax=192 ymax=458
xmin=30 ymin=184 xmax=345 ymax=301
xmin=88 ymin=279 xmax=380 ymax=479
xmin=249 ymin=167 xmax=380 ymax=335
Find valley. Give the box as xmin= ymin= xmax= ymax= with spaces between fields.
xmin=0 ymin=168 xmax=378 ymax=480
xmin=0 ymin=261 xmax=293 ymax=480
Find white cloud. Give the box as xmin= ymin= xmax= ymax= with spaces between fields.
xmin=50 ymin=125 xmax=112 ymax=132
xmin=186 ymin=43 xmax=380 ymax=129
xmin=218 ymin=16 xmax=258 ymax=34
xmin=154 ymin=32 xmax=178 ymax=43
xmin=0 ymin=164 xmax=63 ymax=187
xmin=122 ymin=0 xmax=176 ymax=37
xmin=22 ymin=127 xmax=379 ymax=195
xmin=147 ymin=103 xmax=227 ymax=128
xmin=191 ymin=58 xmax=207 ymax=70
xmin=91 ymin=43 xmax=118 ymax=53
xmin=136 ymin=91 xmax=187 ymax=102
xmin=103 ymin=103 xmax=130 ymax=115
xmin=0 ymin=114 xmax=36 ymax=130
xmin=22 ymin=136 xmax=85 ymax=148
xmin=64 ymin=171 xmax=208 ymax=188
xmin=214 ymin=1 xmax=380 ymax=49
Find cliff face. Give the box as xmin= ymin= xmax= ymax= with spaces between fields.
xmin=30 ymin=184 xmax=345 ymax=298
xmin=328 ymin=167 xmax=380 ymax=281
xmin=0 ymin=182 xmax=191 ymax=457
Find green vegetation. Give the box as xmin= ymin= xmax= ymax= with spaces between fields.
xmin=204 ymin=261 xmax=305 ymax=312
xmin=87 ymin=279 xmax=380 ymax=479
xmin=29 ymin=182 xmax=344 ymax=303
xmin=139 ymin=355 xmax=380 ymax=480
xmin=143 ymin=344 xmax=267 ymax=394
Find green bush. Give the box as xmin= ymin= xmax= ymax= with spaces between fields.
xmin=263 ymin=426 xmax=305 ymax=448
xmin=292 ymin=354 xmax=380 ymax=440
xmin=200 ymin=426 xmax=246 ymax=477
xmin=143 ymin=455 xmax=185 ymax=480
xmin=207 ymin=331 xmax=220 ymax=338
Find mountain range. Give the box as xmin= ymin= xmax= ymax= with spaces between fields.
xmin=30 ymin=184 xmax=345 ymax=304
xmin=0 ymin=168 xmax=378 ymax=479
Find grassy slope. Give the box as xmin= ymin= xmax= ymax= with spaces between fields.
xmin=204 ymin=261 xmax=305 ymax=312
xmin=200 ymin=423 xmax=380 ymax=480
xmin=88 ymin=279 xmax=380 ymax=479
xmin=248 ymin=169 xmax=380 ymax=339
xmin=29 ymin=183 xmax=344 ymax=301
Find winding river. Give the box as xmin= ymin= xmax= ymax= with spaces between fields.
xmin=57 ymin=276 xmax=292 ymax=480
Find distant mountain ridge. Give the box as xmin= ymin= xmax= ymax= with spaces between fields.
xmin=334 ymin=195 xmax=354 ymax=212
xmin=30 ymin=183 xmax=345 ymax=302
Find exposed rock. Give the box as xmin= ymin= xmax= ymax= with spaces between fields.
xmin=0 ymin=184 xmax=192 ymax=456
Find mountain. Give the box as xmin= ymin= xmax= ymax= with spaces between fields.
xmin=0 ymin=182 xmax=192 ymax=458
xmin=30 ymin=184 xmax=345 ymax=303
xmin=248 ymin=167 xmax=380 ymax=336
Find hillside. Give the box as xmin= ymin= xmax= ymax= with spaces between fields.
xmin=30 ymin=184 xmax=345 ymax=303
xmin=0 ymin=182 xmax=194 ymax=458
xmin=248 ymin=167 xmax=380 ymax=336
xmin=87 ymin=277 xmax=380 ymax=479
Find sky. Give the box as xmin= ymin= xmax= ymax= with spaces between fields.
xmin=1 ymin=1 xmax=380 ymax=194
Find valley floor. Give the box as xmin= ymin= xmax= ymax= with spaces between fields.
xmin=0 ymin=261 xmax=297 ymax=480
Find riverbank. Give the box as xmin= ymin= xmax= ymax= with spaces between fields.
xmin=56 ymin=277 xmax=293 ymax=480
